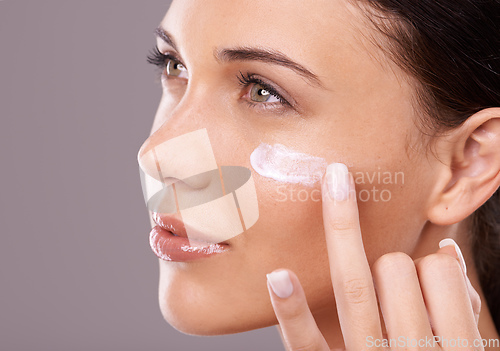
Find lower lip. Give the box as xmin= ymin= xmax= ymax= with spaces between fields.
xmin=149 ymin=225 xmax=228 ymax=262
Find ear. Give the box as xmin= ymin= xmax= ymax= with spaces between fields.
xmin=427 ymin=108 xmax=500 ymax=225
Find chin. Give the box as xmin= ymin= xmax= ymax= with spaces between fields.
xmin=159 ymin=300 xmax=225 ymax=336
xmin=157 ymin=264 xmax=277 ymax=336
xmin=158 ymin=292 xmax=276 ymax=336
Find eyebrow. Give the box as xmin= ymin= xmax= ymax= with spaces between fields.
xmin=155 ymin=26 xmax=178 ymax=51
xmin=155 ymin=26 xmax=323 ymax=87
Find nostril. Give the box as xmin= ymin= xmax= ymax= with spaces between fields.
xmin=175 ymin=169 xmax=224 ymax=210
xmin=176 ymin=170 xmax=219 ymax=189
xmin=139 ymin=128 xmax=223 ymax=214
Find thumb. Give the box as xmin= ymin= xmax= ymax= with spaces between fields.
xmin=266 ymin=269 xmax=331 ymax=351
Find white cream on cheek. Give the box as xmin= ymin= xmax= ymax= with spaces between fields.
xmin=250 ymin=143 xmax=328 ymax=187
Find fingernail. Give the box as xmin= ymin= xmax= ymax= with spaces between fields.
xmin=266 ymin=270 xmax=294 ymax=299
xmin=439 ymin=238 xmax=467 ymax=275
xmin=326 ymin=163 xmax=350 ymax=201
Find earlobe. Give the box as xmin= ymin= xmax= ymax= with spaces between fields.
xmin=428 ymin=108 xmax=500 ymax=226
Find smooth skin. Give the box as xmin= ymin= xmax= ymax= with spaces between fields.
xmin=139 ymin=0 xmax=500 ymax=349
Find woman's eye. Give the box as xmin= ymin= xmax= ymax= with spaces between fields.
xmin=166 ymin=58 xmax=188 ymax=78
xmin=249 ymin=83 xmax=280 ymax=103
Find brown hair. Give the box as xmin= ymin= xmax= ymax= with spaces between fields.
xmin=357 ymin=0 xmax=500 ymax=331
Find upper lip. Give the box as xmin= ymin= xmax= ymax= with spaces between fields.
xmin=151 ymin=212 xmax=230 ymax=245
xmin=152 ymin=212 xmax=188 ymax=238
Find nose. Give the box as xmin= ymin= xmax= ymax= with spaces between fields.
xmin=138 ymin=126 xmax=260 ymax=246
xmin=137 ymin=80 xmax=223 ymax=182
xmin=138 ymin=128 xmax=218 ymax=183
xmin=137 ymin=89 xmax=260 ymax=245
xmin=138 ymin=127 xmax=223 ymax=213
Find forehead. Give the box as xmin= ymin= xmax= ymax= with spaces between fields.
xmin=161 ymin=0 xmax=403 ymax=86
xmin=164 ymin=0 xmax=356 ymax=44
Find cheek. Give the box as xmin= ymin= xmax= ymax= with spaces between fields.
xmin=349 ymin=156 xmax=433 ymax=265
xmin=247 ymin=179 xmax=336 ymax=304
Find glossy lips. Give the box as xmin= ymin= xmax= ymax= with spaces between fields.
xmin=149 ymin=213 xmax=228 ymax=261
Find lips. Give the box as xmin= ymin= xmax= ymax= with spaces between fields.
xmin=149 ymin=212 xmax=229 ymax=262
xmin=152 ymin=212 xmax=189 ymax=238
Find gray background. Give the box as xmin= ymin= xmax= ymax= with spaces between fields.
xmin=0 ymin=1 xmax=283 ymax=350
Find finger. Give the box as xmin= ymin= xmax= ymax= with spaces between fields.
xmin=322 ymin=163 xmax=383 ymax=350
xmin=372 ymin=252 xmax=439 ymax=351
xmin=413 ymin=241 xmax=482 ymax=326
xmin=438 ymin=239 xmax=481 ymax=324
xmin=416 ymin=250 xmax=482 ymax=349
xmin=466 ymin=276 xmax=481 ymax=325
xmin=267 ymin=269 xmax=330 ymax=351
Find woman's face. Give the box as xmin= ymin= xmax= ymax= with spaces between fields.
xmin=140 ymin=0 xmax=440 ymax=334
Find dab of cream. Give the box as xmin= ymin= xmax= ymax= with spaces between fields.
xmin=250 ymin=143 xmax=328 ymax=187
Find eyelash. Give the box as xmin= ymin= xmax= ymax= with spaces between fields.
xmin=146 ymin=46 xmax=291 ymax=108
xmin=236 ymin=71 xmax=290 ymax=108
xmin=146 ymin=46 xmax=180 ymax=72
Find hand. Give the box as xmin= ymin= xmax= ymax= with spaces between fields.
xmin=266 ymin=163 xmax=482 ymax=351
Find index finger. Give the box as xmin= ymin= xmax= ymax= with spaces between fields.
xmin=322 ymin=163 xmax=383 ymax=350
